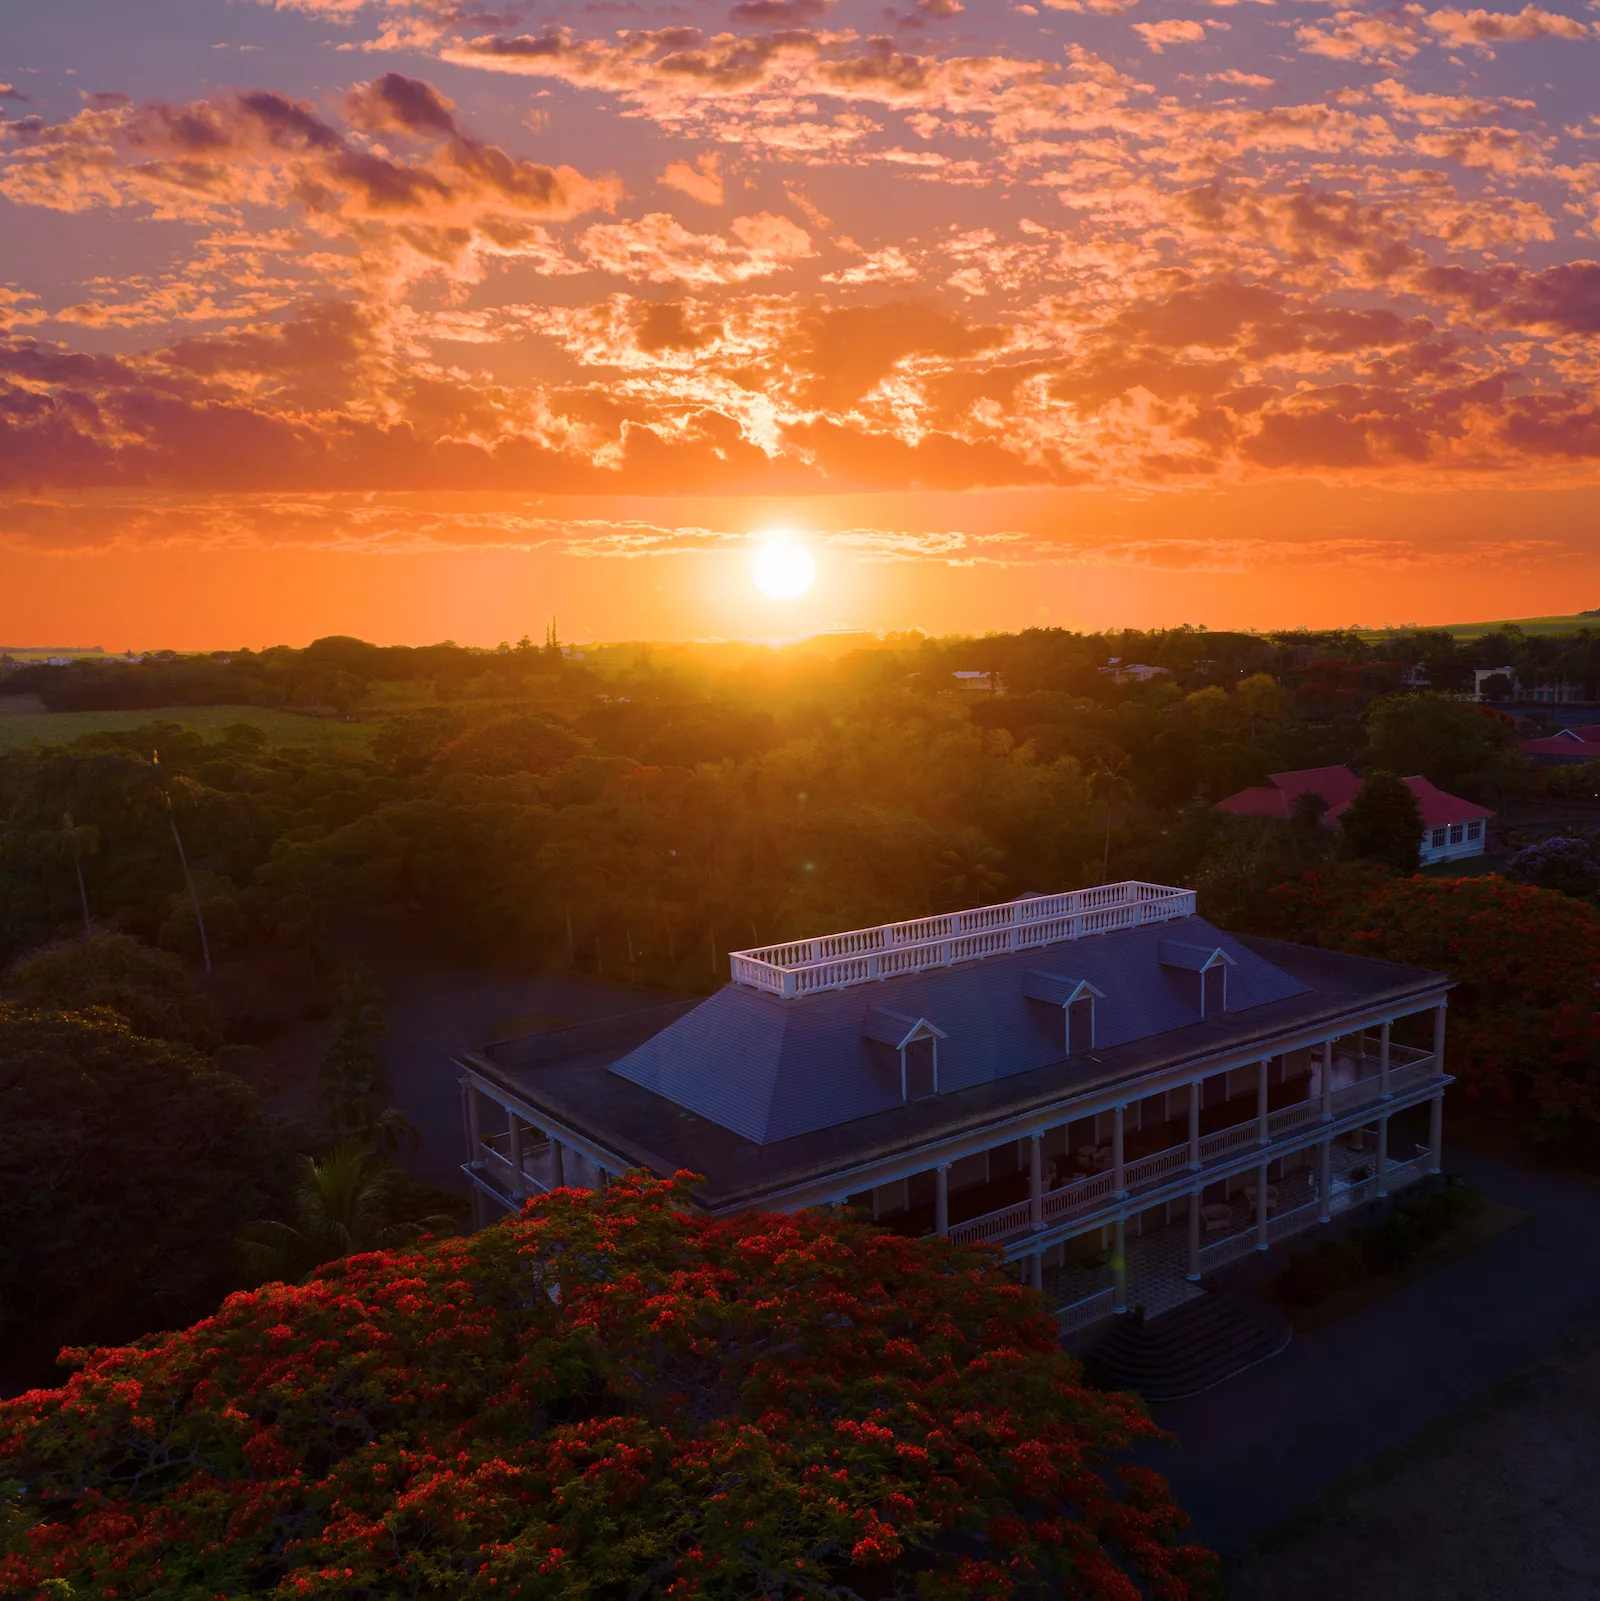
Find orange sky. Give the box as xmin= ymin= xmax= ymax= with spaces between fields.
xmin=4 ymin=0 xmax=1600 ymax=644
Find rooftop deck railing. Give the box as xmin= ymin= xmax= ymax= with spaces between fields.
xmin=729 ymin=881 xmax=1197 ymax=997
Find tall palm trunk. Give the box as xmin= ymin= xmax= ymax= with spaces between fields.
xmin=168 ymin=811 xmax=212 ymax=976
xmin=72 ymin=848 xmax=91 ymax=938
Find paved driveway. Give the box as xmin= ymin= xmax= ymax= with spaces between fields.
xmin=1143 ymin=1149 xmax=1600 ymax=1555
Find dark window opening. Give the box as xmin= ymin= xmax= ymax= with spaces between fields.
xmin=1203 ymin=964 xmax=1226 ymax=1017
xmin=1066 ymin=995 xmax=1095 ymax=1054
xmin=904 ymin=1036 xmax=937 ymax=1100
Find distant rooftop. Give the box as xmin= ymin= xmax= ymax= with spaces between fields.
xmin=728 ymin=882 xmax=1196 ymax=999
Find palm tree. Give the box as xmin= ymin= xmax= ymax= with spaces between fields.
xmin=1089 ymin=759 xmax=1136 ymax=885
xmin=934 ymin=837 xmax=1009 ymax=909
xmin=31 ymin=812 xmax=99 ymax=938
xmin=152 ymin=752 xmax=212 ymax=976
xmin=235 ymin=1146 xmax=457 ymax=1283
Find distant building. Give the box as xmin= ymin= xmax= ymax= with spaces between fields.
xmin=1213 ymin=766 xmax=1491 ymax=866
xmin=455 ymin=882 xmax=1450 ymax=1340
xmin=951 ymin=670 xmax=999 ymax=693
xmin=1099 ymin=659 xmax=1169 ymax=685
xmin=1521 ymin=724 xmax=1600 ymax=765
xmin=1471 ymin=667 xmax=1585 ymax=706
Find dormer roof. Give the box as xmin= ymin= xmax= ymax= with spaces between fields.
xmin=1022 ymin=970 xmax=1105 ymax=1007
xmin=862 ymin=1007 xmax=947 ymax=1050
xmin=1158 ymin=940 xmax=1236 ymax=973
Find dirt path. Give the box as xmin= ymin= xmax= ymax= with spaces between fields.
xmin=1227 ymin=1332 xmax=1600 ymax=1600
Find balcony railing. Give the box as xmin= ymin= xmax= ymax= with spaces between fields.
xmin=1056 ymin=1287 xmax=1116 ymax=1334
xmin=729 ymin=882 xmax=1196 ymax=998
xmin=943 ymin=1056 xmax=1442 ymax=1249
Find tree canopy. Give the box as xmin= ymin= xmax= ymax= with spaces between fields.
xmin=1339 ymin=769 xmax=1424 ymax=873
xmin=0 ymin=1173 xmax=1218 ymax=1601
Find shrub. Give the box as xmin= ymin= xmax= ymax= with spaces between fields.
xmin=0 ymin=1174 xmax=1218 ymax=1601
xmin=1506 ymin=834 xmax=1600 ymax=900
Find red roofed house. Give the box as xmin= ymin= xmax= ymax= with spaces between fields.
xmin=1214 ymin=766 xmax=1492 ymax=866
xmin=1521 ymin=725 xmax=1600 ymax=765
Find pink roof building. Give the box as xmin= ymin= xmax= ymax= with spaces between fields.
xmin=1214 ymin=766 xmax=1492 ymax=864
xmin=1521 ymin=725 xmax=1600 ymax=764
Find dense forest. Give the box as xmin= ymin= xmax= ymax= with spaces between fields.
xmin=3 ymin=623 xmax=1600 ymax=1388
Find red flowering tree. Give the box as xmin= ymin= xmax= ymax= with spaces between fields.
xmin=1243 ymin=865 xmax=1600 ymax=1111
xmin=0 ymin=1173 xmax=1218 ymax=1601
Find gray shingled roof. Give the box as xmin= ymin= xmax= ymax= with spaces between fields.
xmin=606 ymin=914 xmax=1309 ymax=1145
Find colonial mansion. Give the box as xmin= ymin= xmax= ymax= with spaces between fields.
xmin=455 ymin=882 xmax=1450 ymax=1338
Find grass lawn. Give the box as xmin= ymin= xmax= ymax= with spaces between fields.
xmin=1355 ymin=612 xmax=1600 ymax=640
xmin=1226 ymin=1326 xmax=1600 ymax=1599
xmin=0 ymin=704 xmax=381 ymax=752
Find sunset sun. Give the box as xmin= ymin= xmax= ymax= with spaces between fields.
xmin=751 ymin=534 xmax=815 ymax=601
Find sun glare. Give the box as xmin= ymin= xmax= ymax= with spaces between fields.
xmin=751 ymin=533 xmax=815 ymax=601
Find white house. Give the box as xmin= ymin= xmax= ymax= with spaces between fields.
xmin=454 ymin=883 xmax=1450 ymax=1347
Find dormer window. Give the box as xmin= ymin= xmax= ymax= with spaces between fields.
xmin=1159 ymin=939 xmax=1235 ymax=1019
xmin=863 ymin=1008 xmax=946 ymax=1101
xmin=1023 ymin=970 xmax=1104 ymax=1056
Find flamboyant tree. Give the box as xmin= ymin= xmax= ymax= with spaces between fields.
xmin=0 ymin=1173 xmax=1218 ymax=1601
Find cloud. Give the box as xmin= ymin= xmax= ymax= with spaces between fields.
xmin=1424 ymin=3 xmax=1593 ymax=47
xmin=578 ymin=212 xmax=813 ymax=284
xmin=1133 ymin=19 xmax=1209 ymax=49
xmin=661 ymin=152 xmax=725 ymax=204
xmin=343 ymin=72 xmax=458 ymax=136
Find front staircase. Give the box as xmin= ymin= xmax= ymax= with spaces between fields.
xmin=1083 ymin=1291 xmax=1292 ymax=1402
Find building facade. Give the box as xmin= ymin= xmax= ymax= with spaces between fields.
xmin=455 ymin=883 xmax=1451 ymax=1336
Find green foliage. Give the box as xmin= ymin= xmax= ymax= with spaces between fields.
xmin=235 ymin=1144 xmax=459 ymax=1281
xmin=1340 ymin=768 xmax=1424 ymax=872
xmin=1364 ymin=691 xmax=1526 ymax=799
xmin=7 ymin=932 xmax=222 ymax=1049
xmin=0 ymin=1004 xmax=276 ymax=1381
xmin=1274 ymin=1184 xmax=1479 ymax=1307
xmin=316 ymin=963 xmax=413 ymax=1150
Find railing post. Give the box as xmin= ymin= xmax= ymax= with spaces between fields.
xmin=935 ymin=1164 xmax=949 ymax=1236
xmin=1317 ymin=1138 xmax=1332 ymax=1223
xmin=1433 ymin=1001 xmax=1447 ymax=1076
xmin=782 ymin=970 xmax=797 ymax=999
xmin=1379 ymin=1020 xmax=1392 ymax=1097
xmin=1320 ymin=1040 xmax=1335 ymax=1122
xmin=1186 ymin=1193 xmax=1202 ymax=1282
xmin=551 ymin=1138 xmax=565 ymax=1188
xmin=1376 ymin=1115 xmax=1390 ymax=1197
xmin=465 ymin=1080 xmax=483 ymax=1167
xmin=1188 ymin=1080 xmax=1202 ymax=1170
xmin=1255 ymin=1160 xmax=1270 ymax=1251
xmin=1112 ymin=1104 xmax=1126 ymax=1197
xmin=1028 ymin=1252 xmax=1043 ymax=1292
xmin=1029 ymin=1134 xmax=1044 ymax=1229
xmin=1257 ymin=1058 xmax=1271 ymax=1145
xmin=1428 ymin=1095 xmax=1444 ymax=1174
xmin=507 ymin=1107 xmax=526 ymax=1203
xmin=1111 ymin=1219 xmax=1127 ymax=1314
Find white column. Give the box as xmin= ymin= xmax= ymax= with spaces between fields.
xmin=465 ymin=1081 xmax=483 ymax=1165
xmin=1111 ymin=1219 xmax=1127 ymax=1313
xmin=1429 ymin=1094 xmax=1444 ymax=1173
xmin=1029 ymin=1134 xmax=1044 ymax=1230
xmin=550 ymin=1139 xmax=566 ymax=1188
xmin=507 ymin=1107 xmax=526 ymax=1202
xmin=1257 ymin=1058 xmax=1271 ymax=1144
xmin=469 ymin=1184 xmax=486 ymax=1231
xmin=1186 ymin=1192 xmax=1202 ymax=1282
xmin=1379 ymin=1020 xmax=1392 ymax=1097
xmin=1112 ymin=1103 xmax=1126 ymax=1197
xmin=1028 ymin=1252 xmax=1043 ymax=1291
xmin=935 ymin=1164 xmax=949 ymax=1236
xmin=1317 ymin=1138 xmax=1332 ymax=1223
xmin=1433 ymin=1002 xmax=1448 ymax=1075
xmin=1376 ymin=1115 xmax=1390 ymax=1197
xmin=1255 ymin=1160 xmax=1270 ymax=1250
xmin=1188 ymin=1079 xmax=1203 ymax=1170
xmin=1320 ymin=1040 xmax=1335 ymax=1121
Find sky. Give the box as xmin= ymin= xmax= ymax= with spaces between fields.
xmin=3 ymin=0 xmax=1600 ymax=647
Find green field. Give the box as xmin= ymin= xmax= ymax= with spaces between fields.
xmin=0 ymin=704 xmax=381 ymax=753
xmin=1357 ymin=614 xmax=1600 ymax=642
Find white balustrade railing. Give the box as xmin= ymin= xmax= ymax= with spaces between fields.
xmin=1199 ymin=1121 xmax=1259 ymax=1161
xmin=948 ymin=1199 xmax=1032 ymax=1245
xmin=1041 ymin=1169 xmax=1118 ymax=1222
xmin=1124 ymin=1143 xmax=1192 ymax=1187
xmin=1267 ymin=1099 xmax=1323 ymax=1138
xmin=730 ymin=882 xmax=1196 ymax=997
xmin=1265 ymin=1199 xmax=1322 ymax=1244
xmin=1056 ymin=1287 xmax=1116 ymax=1334
xmin=1199 ymin=1228 xmax=1260 ymax=1270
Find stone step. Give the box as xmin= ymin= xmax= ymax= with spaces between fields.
xmin=1083 ymin=1291 xmax=1291 ymax=1402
